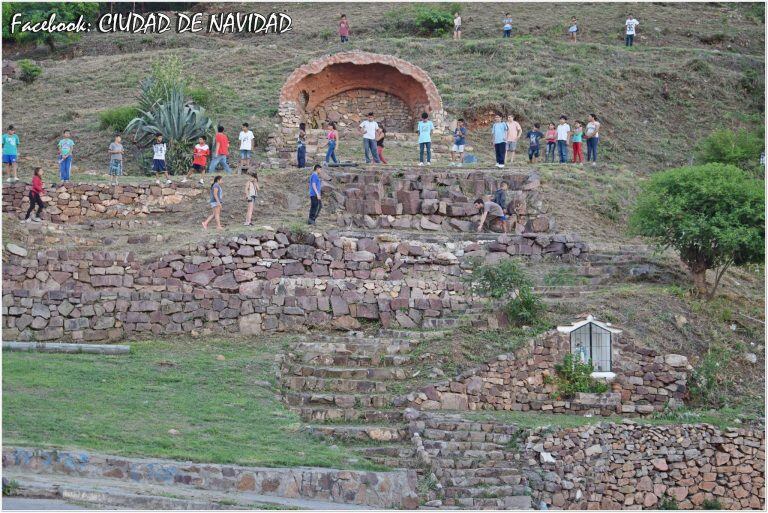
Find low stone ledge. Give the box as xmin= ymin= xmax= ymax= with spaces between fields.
xmin=3 ymin=341 xmax=130 ymax=354
xmin=2 ymin=447 xmax=419 ymax=509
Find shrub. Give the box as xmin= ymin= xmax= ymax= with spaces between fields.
xmin=99 ymin=106 xmax=140 ymax=132
xmin=185 ymin=86 xmax=213 ymax=109
xmin=504 ymin=288 xmax=545 ymax=327
xmin=659 ymin=495 xmax=679 ymax=510
xmin=702 ymin=499 xmax=722 ymax=510
xmin=629 ymin=164 xmax=764 ymax=298
xmin=547 ymin=353 xmax=609 ymax=400
xmin=695 ymin=127 xmax=765 ymax=176
xmin=139 ymin=55 xmax=186 ymax=112
xmin=384 ymin=3 xmax=460 ymax=37
xmin=252 ymin=126 xmax=272 ymax=149
xmin=689 ymin=347 xmax=731 ymax=407
xmin=17 ymin=59 xmax=42 ymax=84
xmin=465 ymin=259 xmax=531 ymax=299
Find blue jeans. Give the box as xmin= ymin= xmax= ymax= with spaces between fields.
xmin=59 ymin=156 xmax=72 ymax=181
xmin=503 ymin=29 xmax=511 ymax=38
xmin=325 ymin=140 xmax=338 ymax=164
xmin=297 ymin=145 xmax=306 ymax=168
xmin=557 ymin=140 xmax=568 ymax=163
xmin=209 ymin=155 xmax=232 ymax=174
xmin=494 ymin=142 xmax=506 ymax=165
xmin=587 ymin=137 xmax=599 ymax=162
xmin=625 ymin=34 xmax=634 ymax=46
xmin=545 ymin=142 xmax=556 ymax=163
xmin=419 ymin=142 xmax=432 ymax=163
xmin=363 ymin=138 xmax=380 ymax=163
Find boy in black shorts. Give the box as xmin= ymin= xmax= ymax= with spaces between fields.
xmin=182 ymin=136 xmax=210 ymax=184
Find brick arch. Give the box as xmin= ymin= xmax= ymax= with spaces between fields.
xmin=279 ymin=51 xmax=447 ymax=131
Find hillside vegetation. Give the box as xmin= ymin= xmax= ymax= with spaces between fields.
xmin=1 ymin=2 xmax=764 ymax=174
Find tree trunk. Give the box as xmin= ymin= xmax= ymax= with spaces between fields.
xmin=690 ymin=266 xmax=709 ymax=297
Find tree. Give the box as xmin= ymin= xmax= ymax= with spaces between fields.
xmin=3 ymin=3 xmax=100 ymax=51
xmin=629 ymin=164 xmax=764 ymax=299
xmin=695 ymin=127 xmax=765 ymax=177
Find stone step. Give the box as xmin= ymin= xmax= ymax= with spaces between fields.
xmin=422 ymin=440 xmax=508 ymax=452
xmin=355 ymin=445 xmax=416 ymax=459
xmin=431 ymin=457 xmax=523 ymax=470
xmin=281 ymin=364 xmax=410 ymax=380
xmin=293 ymin=341 xmax=415 ymax=356
xmin=293 ymin=352 xmax=414 ymax=367
xmin=444 ymin=484 xmax=530 ymax=499
xmin=421 ymin=317 xmax=467 ymax=329
xmin=308 ymin=425 xmax=407 ymax=442
xmin=284 ymin=391 xmax=394 ymax=409
xmin=376 ymin=329 xmax=453 ymax=339
xmin=421 ymin=424 xmax=524 ymax=439
xmin=445 ymin=495 xmax=532 ymax=510
xmin=281 ymin=376 xmax=390 ymax=393
xmin=437 ymin=467 xmax=525 ymax=480
xmin=443 ymin=474 xmax=525 ymax=488
xmin=294 ymin=406 xmax=404 ymax=423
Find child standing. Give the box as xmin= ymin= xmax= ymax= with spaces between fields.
xmin=297 ymin=123 xmax=307 ymax=169
xmin=544 ymin=123 xmax=557 ymax=163
xmin=568 ymin=17 xmax=579 ymax=41
xmin=451 ymin=119 xmax=468 ymax=166
xmin=202 ymin=175 xmax=223 ymax=230
xmin=183 ymin=136 xmax=210 ymax=184
xmin=339 ymin=14 xmax=350 ymax=43
xmin=3 ymin=125 xmax=20 ymax=182
xmin=505 ymin=114 xmax=522 ymax=165
xmin=243 ymin=172 xmax=260 ymax=226
xmin=22 ymin=167 xmax=45 ymax=223
xmin=502 ymin=13 xmax=513 ymax=38
xmin=57 ymin=129 xmax=74 ymax=183
xmin=209 ymin=125 xmax=233 ymax=175
xmin=417 ymin=112 xmax=434 ymax=166
xmin=585 ymin=113 xmax=601 ymax=165
xmin=238 ymin=123 xmax=255 ymax=173
xmin=572 ymin=122 xmax=584 ymax=164
xmin=526 ymin=123 xmax=544 ymax=164
xmin=556 ymin=116 xmax=571 ymax=163
xmin=152 ymin=134 xmax=171 ymax=185
xmin=625 ymin=14 xmax=639 ymax=47
xmin=308 ymin=164 xmax=322 ymax=225
xmin=325 ymin=122 xmax=339 ymax=165
xmin=491 ymin=114 xmax=508 ymax=168
xmin=359 ymin=113 xmax=380 ymax=164
xmin=376 ymin=125 xmax=388 ymax=164
xmin=108 ymin=135 xmax=124 ymax=185
xmin=453 ymin=13 xmax=462 ymax=40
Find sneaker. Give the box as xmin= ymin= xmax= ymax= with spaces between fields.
xmin=418 ymin=162 xmax=424 ymax=167
xmin=427 ymin=161 xmax=432 ymax=166
xmin=243 ymin=222 xmax=252 ymax=226
xmin=20 ymin=218 xmax=29 ymax=224
xmin=155 ymin=180 xmax=161 ymax=185
xmin=32 ymin=216 xmax=41 ymax=223
xmin=166 ymin=179 xmax=172 ymax=185
xmin=199 ymin=179 xmax=204 ymax=185
xmin=181 ymin=177 xmax=188 ymax=183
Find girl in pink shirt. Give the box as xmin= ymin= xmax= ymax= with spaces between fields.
xmin=545 ymin=123 xmax=557 ymax=163
xmin=339 ymin=15 xmax=350 ymax=43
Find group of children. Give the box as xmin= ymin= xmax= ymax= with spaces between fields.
xmin=491 ymin=113 xmax=601 ymax=167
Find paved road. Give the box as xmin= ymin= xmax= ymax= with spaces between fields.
xmin=2 ymin=498 xmax=90 ymax=510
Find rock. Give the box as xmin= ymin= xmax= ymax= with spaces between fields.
xmin=664 ymin=354 xmax=688 ymax=367
xmin=420 ymin=217 xmax=441 ymax=231
xmin=351 ymin=250 xmax=375 ymax=262
xmin=674 ymin=314 xmax=688 ymax=329
xmin=540 ymin=452 xmax=556 ymax=464
xmin=238 ymin=313 xmax=262 ymax=335
xmin=168 ymin=429 xmax=180 ymax=436
xmin=332 ymin=315 xmax=361 ymax=331
xmin=216 ymin=354 xmax=225 ymax=361
xmin=440 ymin=392 xmax=468 ymax=410
xmin=435 ymin=251 xmax=458 ymax=263
xmin=6 ymin=243 xmax=27 ymax=257
xmin=425 ymin=500 xmax=443 ymax=507
xmin=652 ymin=458 xmax=669 ymax=471
xmin=745 ymin=352 xmax=757 ymax=364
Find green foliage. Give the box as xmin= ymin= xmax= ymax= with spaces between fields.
xmin=702 ymin=499 xmax=723 ymax=510
xmin=384 ymin=3 xmax=460 ymax=37
xmin=126 ymin=88 xmax=213 ymax=175
xmin=185 ymin=86 xmax=213 ymax=110
xmin=546 ymin=353 xmax=609 ymax=400
xmin=252 ymin=126 xmax=272 ymax=148
xmin=99 ymin=106 xmax=139 ymax=132
xmin=138 ymin=55 xmax=186 ymax=113
xmin=504 ymin=288 xmax=545 ymax=327
xmin=465 ymin=259 xmax=531 ymax=299
xmin=3 ymin=3 xmax=100 ymax=50
xmin=659 ymin=494 xmax=679 ymax=510
xmin=689 ymin=347 xmax=731 ymax=408
xmin=2 ymin=479 xmax=20 ymax=497
xmin=695 ymin=128 xmax=765 ymax=176
xmin=17 ymin=59 xmax=41 ymax=84
xmin=629 ymin=164 xmax=765 ymax=298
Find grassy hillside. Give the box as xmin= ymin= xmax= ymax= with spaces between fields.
xmin=1 ymin=2 xmax=764 ymax=174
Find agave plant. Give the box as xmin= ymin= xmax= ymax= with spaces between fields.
xmin=126 ymin=87 xmax=213 ymax=175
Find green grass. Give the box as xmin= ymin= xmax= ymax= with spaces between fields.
xmin=2 ymin=336 xmax=383 ymax=471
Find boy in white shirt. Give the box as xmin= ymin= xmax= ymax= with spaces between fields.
xmin=238 ymin=122 xmax=255 ymax=174
xmin=152 ymin=134 xmax=171 ymax=185
xmin=556 ymin=116 xmax=571 ymax=164
xmin=625 ymin=14 xmax=639 ymax=46
xmin=358 ymin=112 xmax=380 ymax=164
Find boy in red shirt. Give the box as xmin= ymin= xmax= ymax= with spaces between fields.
xmin=208 ymin=125 xmax=233 ymax=175
xmin=183 ymin=136 xmax=211 ymax=184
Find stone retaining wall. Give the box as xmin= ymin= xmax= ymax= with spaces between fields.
xmin=327 ymin=169 xmax=554 ymax=234
xmin=399 ymin=330 xmax=690 ymax=416
xmin=524 ymin=422 xmax=765 ymax=510
xmin=2 ymin=182 xmax=201 ymax=223
xmin=3 ymin=447 xmax=419 ymax=509
xmin=313 ymin=89 xmax=413 ymax=133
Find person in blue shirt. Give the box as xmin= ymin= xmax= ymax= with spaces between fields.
xmin=526 ymin=123 xmax=544 ymax=164
xmin=3 ymin=125 xmax=20 ymax=182
xmin=417 ymin=112 xmax=434 ymax=166
xmin=490 ymin=114 xmax=508 ymax=168
xmin=502 ymin=13 xmax=513 ymax=38
xmin=57 ymin=129 xmax=75 ymax=183
xmin=308 ymin=164 xmax=322 ymax=225
xmin=202 ymin=175 xmax=224 ymax=230
xmin=451 ymin=118 xmax=468 ymax=167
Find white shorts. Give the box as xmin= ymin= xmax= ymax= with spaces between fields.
xmin=452 ymin=144 xmax=465 ymax=152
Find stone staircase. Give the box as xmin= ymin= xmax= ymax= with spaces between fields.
xmin=411 ymin=413 xmax=533 ymax=510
